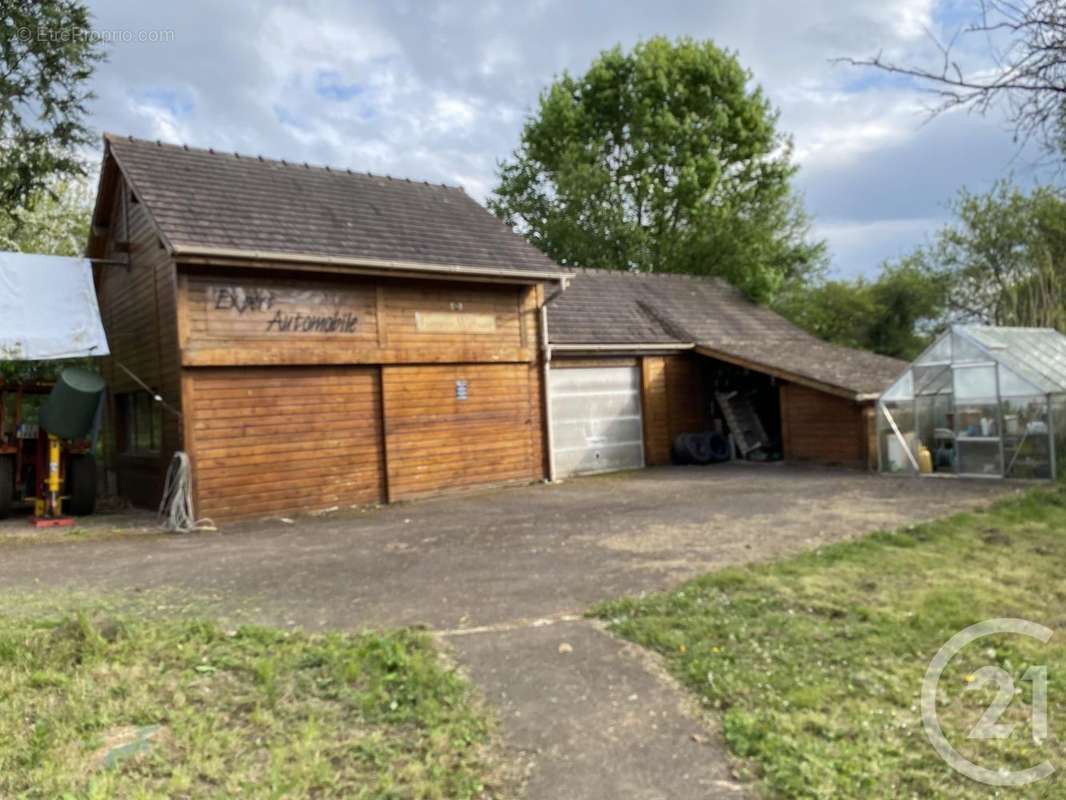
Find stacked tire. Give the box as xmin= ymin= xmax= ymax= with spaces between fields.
xmin=672 ymin=432 xmax=731 ymax=465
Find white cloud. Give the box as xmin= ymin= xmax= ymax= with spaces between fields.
xmin=125 ymin=96 xmax=194 ymax=145
xmin=83 ymin=0 xmax=1053 ymax=278
xmin=429 ymin=94 xmax=478 ymax=132
xmin=880 ymin=0 xmax=937 ymax=40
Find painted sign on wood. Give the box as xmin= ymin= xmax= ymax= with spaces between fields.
xmin=203 ymin=283 xmax=375 ymax=337
xmin=415 ymin=311 xmax=497 ymax=334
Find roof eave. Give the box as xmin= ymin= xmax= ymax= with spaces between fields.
xmin=693 ymin=344 xmax=865 ymax=401
xmin=170 ymin=244 xmax=568 ymax=285
xmin=549 ymin=342 xmax=695 ymax=352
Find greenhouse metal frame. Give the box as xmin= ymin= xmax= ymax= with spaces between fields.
xmin=878 ymin=326 xmax=1066 ymax=481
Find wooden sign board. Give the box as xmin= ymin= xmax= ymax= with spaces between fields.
xmin=203 ymin=282 xmax=375 ymax=338
xmin=415 ymin=311 xmax=497 ymax=334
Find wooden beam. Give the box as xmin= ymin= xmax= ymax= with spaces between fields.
xmin=779 ymin=383 xmax=791 ymax=460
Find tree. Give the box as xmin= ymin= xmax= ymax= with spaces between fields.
xmin=0 ymin=0 xmax=103 ymax=214
xmin=932 ymin=181 xmax=1066 ymax=328
xmin=0 ymin=175 xmax=92 ymax=256
xmin=774 ymin=255 xmax=950 ymax=361
xmin=864 ymin=257 xmax=952 ymax=358
xmin=842 ymin=0 xmax=1066 ymax=160
xmin=490 ymin=37 xmax=825 ymax=302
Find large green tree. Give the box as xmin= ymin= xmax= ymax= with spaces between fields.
xmin=490 ymin=37 xmax=824 ymax=301
xmin=0 ymin=0 xmax=103 ymax=214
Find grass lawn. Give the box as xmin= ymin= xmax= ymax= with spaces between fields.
xmin=0 ymin=608 xmax=501 ymax=799
xmin=597 ymin=487 xmax=1066 ymax=799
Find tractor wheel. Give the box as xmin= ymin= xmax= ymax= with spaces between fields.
xmin=0 ymin=456 xmax=12 ymax=519
xmin=66 ymin=454 xmax=97 ymax=516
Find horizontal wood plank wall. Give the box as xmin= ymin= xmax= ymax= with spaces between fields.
xmin=179 ymin=271 xmax=534 ymax=366
xmin=184 ymin=366 xmax=385 ymax=521
xmin=780 ymin=383 xmax=865 ymax=468
xmin=382 ymin=364 xmax=542 ymax=501
xmin=97 ymin=177 xmax=181 ymax=507
xmin=640 ymin=354 xmax=706 ymax=465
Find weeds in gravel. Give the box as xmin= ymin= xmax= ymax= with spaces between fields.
xmin=597 ymin=487 xmax=1066 ymax=798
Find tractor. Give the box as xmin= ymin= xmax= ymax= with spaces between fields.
xmin=0 ymin=370 xmax=103 ymax=523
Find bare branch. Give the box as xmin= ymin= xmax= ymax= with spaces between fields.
xmin=839 ymin=0 xmax=1066 ymax=160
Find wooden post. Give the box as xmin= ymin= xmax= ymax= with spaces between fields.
xmin=778 ymin=383 xmax=791 ymax=461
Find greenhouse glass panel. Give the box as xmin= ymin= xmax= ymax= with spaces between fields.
xmin=879 ymin=400 xmax=918 ymax=473
xmin=1053 ymin=396 xmax=1066 ymax=481
xmin=955 ymin=399 xmax=1000 ymax=439
xmin=997 ymin=364 xmax=1043 ymax=398
xmin=914 ymin=364 xmax=952 ymax=396
xmin=882 ymin=370 xmax=913 ymax=401
xmin=954 ymin=365 xmax=997 ymax=401
xmin=952 ymin=332 xmax=988 ymax=363
xmin=916 ymin=334 xmax=952 ymax=365
xmin=957 ymin=440 xmax=1003 ymax=476
xmin=1002 ymin=396 xmax=1051 ymax=479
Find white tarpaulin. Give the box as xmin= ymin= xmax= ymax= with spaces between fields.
xmin=0 ymin=251 xmax=110 ymax=361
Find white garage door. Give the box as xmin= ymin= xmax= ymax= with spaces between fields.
xmin=550 ymin=366 xmax=644 ymax=477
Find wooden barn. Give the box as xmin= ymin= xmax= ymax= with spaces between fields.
xmin=88 ymin=135 xmax=904 ymax=523
xmin=544 ymin=269 xmax=906 ymax=477
xmin=88 ymin=135 xmax=564 ymax=521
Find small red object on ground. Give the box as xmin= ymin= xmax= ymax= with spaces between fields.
xmin=29 ymin=516 xmax=75 ymax=529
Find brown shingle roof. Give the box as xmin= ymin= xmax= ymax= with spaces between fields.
xmin=548 ymin=268 xmax=906 ymax=397
xmin=103 ymin=134 xmax=561 ymax=277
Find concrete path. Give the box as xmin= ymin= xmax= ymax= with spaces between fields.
xmin=0 ymin=464 xmax=1013 ymax=798
xmin=446 ymin=617 xmax=747 ymax=799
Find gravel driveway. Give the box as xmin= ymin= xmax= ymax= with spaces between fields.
xmin=0 ymin=463 xmax=1015 ymax=799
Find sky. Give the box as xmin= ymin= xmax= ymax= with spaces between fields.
xmin=82 ymin=0 xmax=1055 ymax=279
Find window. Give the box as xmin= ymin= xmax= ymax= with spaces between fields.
xmin=117 ymin=391 xmax=162 ymax=454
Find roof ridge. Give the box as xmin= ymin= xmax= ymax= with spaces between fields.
xmin=102 ymin=131 xmax=464 ymax=192
xmin=564 ymin=265 xmax=733 ymax=285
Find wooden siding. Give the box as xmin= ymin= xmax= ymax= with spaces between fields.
xmin=96 ymin=177 xmax=181 ymax=507
xmin=184 ymin=366 xmax=386 ymax=521
xmin=382 ymin=363 xmax=544 ymax=501
xmin=178 ymin=271 xmax=538 ymax=367
xmin=551 ymin=357 xmax=639 ymax=369
xmin=640 ymin=354 xmax=706 ymax=465
xmin=665 ymin=356 xmax=705 ymax=441
xmin=780 ymin=383 xmax=866 ymax=468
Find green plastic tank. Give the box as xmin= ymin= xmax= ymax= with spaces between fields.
xmin=40 ymin=367 xmax=106 ymax=440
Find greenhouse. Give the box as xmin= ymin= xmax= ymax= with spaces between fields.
xmin=878 ymin=326 xmax=1066 ymax=480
